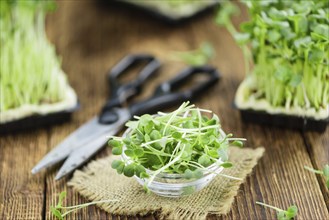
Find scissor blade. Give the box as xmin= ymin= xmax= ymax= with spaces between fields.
xmin=55 ymin=108 xmax=130 ymax=180
xmin=32 ymin=116 xmax=113 ymax=174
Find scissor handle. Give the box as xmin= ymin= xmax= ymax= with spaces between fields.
xmin=129 ymin=66 xmax=220 ymax=116
xmin=99 ymin=54 xmax=160 ymax=124
xmin=109 ymin=54 xmax=160 ymax=103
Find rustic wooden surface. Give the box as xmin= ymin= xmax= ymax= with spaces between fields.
xmin=1 ymin=1 xmax=328 ymax=219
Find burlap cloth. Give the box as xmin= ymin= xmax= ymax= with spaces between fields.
xmin=68 ymin=147 xmax=264 ymax=219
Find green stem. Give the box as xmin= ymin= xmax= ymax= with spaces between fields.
xmin=256 ymin=201 xmax=283 ymax=212
xmin=304 ymin=166 xmax=323 ymax=175
xmin=61 ymin=199 xmax=118 ymax=209
xmin=61 ymin=199 xmax=118 ymax=218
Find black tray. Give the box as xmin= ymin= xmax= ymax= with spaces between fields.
xmin=0 ymin=104 xmax=79 ymax=135
xmin=238 ymin=107 xmax=329 ymax=133
xmin=105 ymin=0 xmax=219 ymax=24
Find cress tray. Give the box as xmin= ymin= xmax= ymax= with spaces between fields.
xmin=103 ymin=0 xmax=219 ymax=24
xmin=0 ymin=104 xmax=80 ymax=135
xmin=238 ymin=107 xmax=329 ymax=133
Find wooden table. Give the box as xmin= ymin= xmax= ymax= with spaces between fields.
xmin=1 ymin=1 xmax=328 ymax=219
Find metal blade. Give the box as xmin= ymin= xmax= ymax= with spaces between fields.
xmin=54 ymin=108 xmax=130 ymax=180
xmin=32 ymin=114 xmax=120 ymax=174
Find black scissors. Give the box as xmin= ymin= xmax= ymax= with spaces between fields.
xmin=32 ymin=54 xmax=220 ymax=180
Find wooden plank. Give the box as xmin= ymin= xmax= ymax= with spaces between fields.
xmin=45 ymin=2 xmax=110 ymax=219
xmin=45 ymin=1 xmax=163 ymax=219
xmin=0 ymin=130 xmax=48 ymax=220
xmin=303 ymin=131 xmax=329 ymax=208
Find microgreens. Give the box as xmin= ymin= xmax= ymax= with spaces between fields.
xmin=256 ymin=201 xmax=298 ymax=220
xmin=216 ymin=0 xmax=329 ymax=112
xmin=304 ymin=164 xmax=329 ymax=189
xmin=0 ymin=0 xmax=67 ymax=112
xmin=172 ymin=42 xmax=215 ymax=66
xmin=109 ymin=102 xmax=245 ymax=189
xmin=50 ymin=191 xmax=117 ymax=220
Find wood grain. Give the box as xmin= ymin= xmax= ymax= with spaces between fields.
xmin=0 ymin=0 xmax=328 ymax=219
xmin=303 ymin=131 xmax=329 ymax=209
xmin=0 ymin=130 xmax=48 ymax=220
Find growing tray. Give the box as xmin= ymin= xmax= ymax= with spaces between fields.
xmin=106 ymin=0 xmax=219 ymax=24
xmin=238 ymin=108 xmax=329 ymax=133
xmin=0 ymin=104 xmax=79 ymax=135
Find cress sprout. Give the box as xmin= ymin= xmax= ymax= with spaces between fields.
xmin=50 ymin=191 xmax=117 ymax=220
xmin=304 ymin=164 xmax=329 ymax=189
xmin=256 ymin=201 xmax=298 ymax=220
xmin=216 ymin=0 xmax=329 ymax=114
xmin=109 ymin=102 xmax=245 ymax=189
xmin=172 ymin=42 xmax=215 ymax=66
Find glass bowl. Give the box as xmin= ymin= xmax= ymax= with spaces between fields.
xmin=121 ymin=128 xmax=227 ymax=198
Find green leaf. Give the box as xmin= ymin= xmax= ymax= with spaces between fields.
xmin=221 ymin=162 xmax=233 ymax=168
xmin=182 ymin=186 xmax=196 ymax=195
xmin=124 ymin=149 xmax=134 ymax=157
xmin=233 ymin=33 xmax=250 ymax=45
xmin=117 ymin=163 xmax=125 ymax=174
xmin=267 ymin=30 xmax=281 ymax=43
xmin=293 ymin=2 xmax=312 ymax=14
xmin=144 ymin=122 xmax=153 ymax=134
xmin=201 ymin=42 xmax=214 ymax=58
xmin=323 ymin=165 xmax=329 ymax=177
xmin=140 ymin=172 xmax=149 ymax=178
xmin=268 ymin=8 xmax=287 ymax=20
xmin=294 ymin=37 xmax=312 ymax=48
xmin=298 ymin=16 xmax=308 ymax=33
xmin=144 ymin=134 xmax=151 ymax=142
xmin=275 ymin=66 xmax=292 ymax=84
xmin=289 ymin=74 xmax=302 ymax=87
xmin=281 ymin=28 xmax=296 ymax=40
xmin=216 ymin=1 xmax=239 ymax=25
xmin=206 ymin=116 xmax=219 ymax=126
xmin=240 ymin=21 xmax=254 ymax=33
xmin=57 ymin=191 xmax=66 ymax=208
xmin=286 ymin=205 xmax=298 ymax=218
xmin=135 ymin=164 xmax=146 ymax=177
xmin=198 ymin=154 xmax=211 ymax=167
xmin=173 ymin=42 xmax=215 ymax=66
xmin=123 ymin=137 xmax=131 ymax=146
xmin=112 ymin=146 xmax=122 ymax=155
xmin=150 ymin=130 xmax=161 ymax=140
xmin=134 ymin=148 xmax=144 ymax=157
xmin=125 ymin=121 xmax=138 ymax=130
xmin=50 ymin=206 xmax=63 ymax=220
xmin=123 ymin=164 xmax=135 ymax=177
xmin=311 ymin=32 xmax=328 ymax=41
xmin=172 ymin=131 xmax=182 ymax=139
xmin=277 ymin=211 xmax=285 ymax=220
xmin=313 ymin=24 xmax=329 ymax=39
xmin=308 ymin=49 xmax=325 ymax=63
xmin=139 ymin=114 xmax=153 ymax=126
xmin=201 ymin=135 xmax=210 ymax=144
xmin=193 ymin=169 xmax=203 ymax=179
xmin=208 ymin=149 xmax=219 ymax=158
xmin=108 ymin=139 xmax=122 ymax=148
xmin=184 ymin=169 xmax=194 ymax=179
xmin=231 ymin=140 xmax=244 ymax=147
xmin=111 ymin=160 xmax=124 ymax=169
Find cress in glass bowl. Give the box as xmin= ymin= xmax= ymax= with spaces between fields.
xmin=109 ymin=103 xmax=245 ymax=197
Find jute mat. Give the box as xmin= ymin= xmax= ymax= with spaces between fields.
xmin=68 ymin=147 xmax=264 ymax=219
